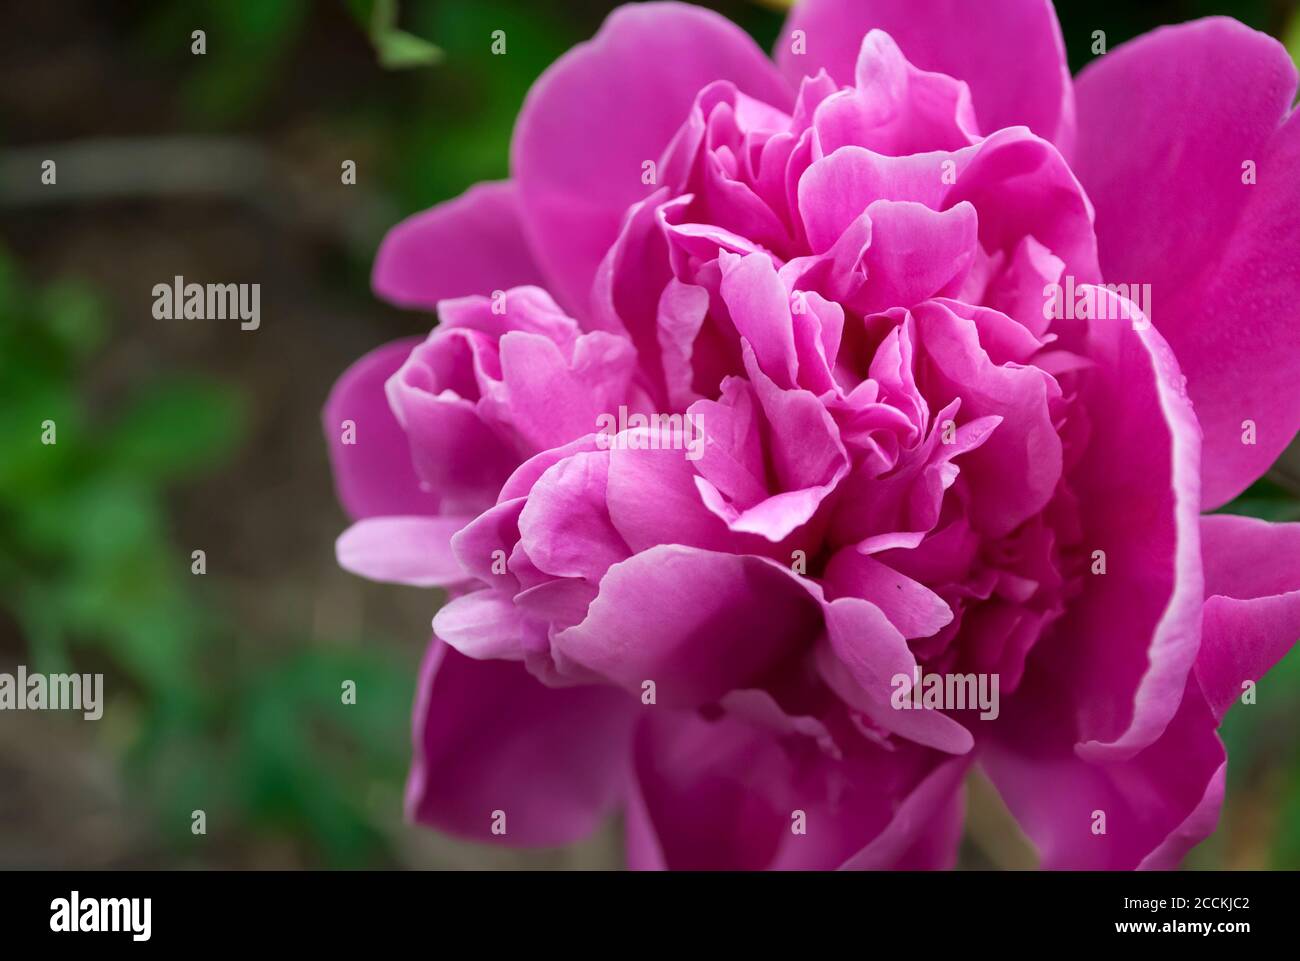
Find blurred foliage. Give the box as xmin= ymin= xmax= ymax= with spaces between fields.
xmin=1286 ymin=2 xmax=1300 ymax=63
xmin=0 ymin=249 xmax=412 ymax=866
xmin=136 ymin=0 xmax=312 ymax=124
xmin=350 ymin=0 xmax=445 ymax=69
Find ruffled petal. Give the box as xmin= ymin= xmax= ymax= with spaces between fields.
xmin=512 ymin=2 xmax=792 ymax=312
xmin=778 ymin=0 xmax=1074 ymax=152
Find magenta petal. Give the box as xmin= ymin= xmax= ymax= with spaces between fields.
xmin=1053 ymin=291 xmax=1203 ymax=762
xmin=778 ymin=0 xmax=1075 ymax=152
xmin=823 ymin=547 xmax=953 ymax=639
xmin=496 ymin=330 xmax=637 ymax=451
xmin=322 ymin=337 xmax=438 ymax=520
xmin=911 ymin=300 xmax=1062 ymax=539
xmin=719 ymin=253 xmax=800 ymax=389
xmin=431 ymin=590 xmax=527 ymax=661
xmin=625 ymin=709 xmax=794 ymax=870
xmin=1196 ymin=514 xmax=1300 ymax=722
xmin=336 ymin=516 xmax=470 ymax=587
xmin=517 ymin=450 xmax=631 ymax=582
xmin=626 ymin=707 xmax=968 ymax=870
xmin=822 ymin=596 xmax=974 ymax=754
xmin=1074 ymin=18 xmax=1300 ymax=508
xmin=386 ymin=358 xmax=520 ymax=516
xmin=406 ymin=639 xmax=635 ymax=846
xmin=837 ymin=757 xmax=969 ymax=870
xmin=858 ymin=200 xmax=979 ymax=313
xmin=552 ymin=546 xmax=823 ymax=706
xmin=983 ymin=673 xmax=1224 ymax=870
xmin=606 ymin=443 xmax=740 ymax=554
xmin=512 ymin=2 xmax=792 ymax=313
xmin=372 ymin=181 xmax=544 ymax=311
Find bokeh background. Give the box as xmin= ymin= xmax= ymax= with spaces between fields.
xmin=2 ymin=0 xmax=1298 ymax=870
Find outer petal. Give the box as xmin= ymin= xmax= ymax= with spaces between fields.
xmin=837 ymin=757 xmax=968 ymax=870
xmin=778 ymin=0 xmax=1075 ymax=152
xmin=322 ymin=337 xmax=438 ymax=520
xmin=372 ymin=181 xmax=544 ymax=311
xmin=982 ymin=673 xmax=1225 ymax=870
xmin=512 ymin=2 xmax=792 ymax=313
xmin=406 ymin=640 xmax=635 ymax=846
xmin=1052 ymin=290 xmax=1203 ymax=762
xmin=625 ymin=707 xmax=968 ymax=870
xmin=1196 ymin=515 xmax=1300 ymax=722
xmin=336 ymin=516 xmax=471 ymax=587
xmin=1073 ymin=18 xmax=1300 ymax=508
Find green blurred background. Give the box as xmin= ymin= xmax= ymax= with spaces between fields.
xmin=0 ymin=0 xmax=1297 ymax=869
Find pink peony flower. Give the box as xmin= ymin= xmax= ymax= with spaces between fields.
xmin=324 ymin=1 xmax=1300 ymax=869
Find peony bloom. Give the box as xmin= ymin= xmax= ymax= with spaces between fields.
xmin=324 ymin=0 xmax=1300 ymax=869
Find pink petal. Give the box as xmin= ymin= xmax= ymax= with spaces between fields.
xmin=322 ymin=337 xmax=438 ymax=520
xmin=517 ymin=450 xmax=631 ymax=582
xmin=431 ymin=590 xmax=527 ymax=661
xmin=856 ymin=200 xmax=979 ymax=313
xmin=1196 ymin=514 xmax=1300 ymax=722
xmin=626 ymin=707 xmax=968 ymax=870
xmin=606 ymin=442 xmax=744 ymax=555
xmin=386 ymin=353 xmax=520 ymax=516
xmin=811 ymin=30 xmax=979 ymax=156
xmin=821 ymin=597 xmax=974 ymax=754
xmin=1073 ymin=18 xmax=1300 ymax=508
xmin=823 ymin=547 xmax=953 ymax=639
xmin=496 ymin=330 xmax=637 ymax=452
xmin=512 ymin=2 xmax=792 ymax=312
xmin=373 ymin=181 xmax=544 ymax=311
xmin=778 ymin=0 xmax=1075 ymax=152
xmin=983 ymin=673 xmax=1224 ymax=870
xmin=837 ymin=757 xmax=969 ymax=869
xmin=406 ymin=639 xmax=635 ymax=846
xmin=1047 ymin=290 xmax=1204 ymax=762
xmin=552 ymin=546 xmax=823 ymax=706
xmin=912 ymin=300 xmax=1062 ymax=539
xmin=336 ymin=515 xmax=470 ymax=587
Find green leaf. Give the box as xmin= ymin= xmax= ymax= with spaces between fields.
xmin=374 ymin=27 xmax=444 ymax=69
xmin=363 ymin=0 xmax=442 ymax=70
xmin=108 ymin=378 xmax=246 ymax=482
xmin=1285 ymin=6 xmax=1300 ymax=72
